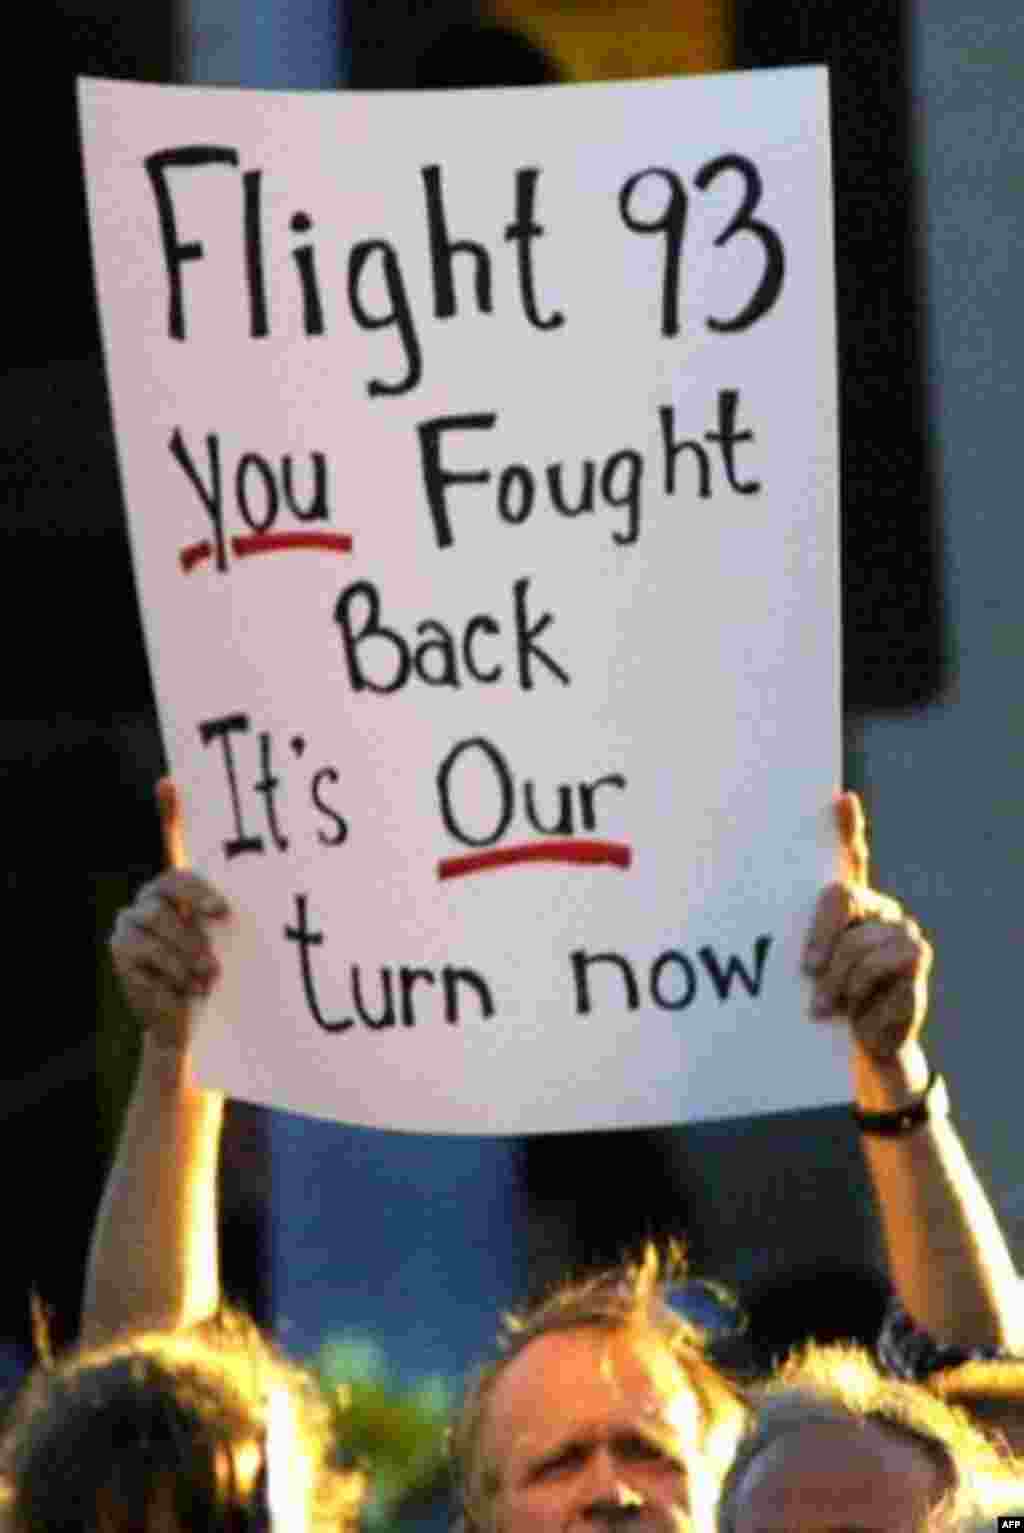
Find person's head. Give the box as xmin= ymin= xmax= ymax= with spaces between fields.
xmin=0 ymin=1310 xmax=365 ymax=1532
xmin=717 ymin=1343 xmax=1021 ymax=1533
xmin=928 ymin=1359 xmax=1024 ymax=1455
xmin=449 ymin=1247 xmax=748 ymax=1533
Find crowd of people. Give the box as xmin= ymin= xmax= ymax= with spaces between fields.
xmin=1 ymin=780 xmax=1023 ymax=1530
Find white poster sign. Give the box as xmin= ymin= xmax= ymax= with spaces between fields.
xmin=80 ymin=67 xmax=844 ymax=1134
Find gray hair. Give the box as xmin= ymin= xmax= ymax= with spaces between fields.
xmin=717 ymin=1344 xmax=1022 ymax=1533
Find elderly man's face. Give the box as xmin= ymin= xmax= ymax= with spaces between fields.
xmin=729 ymin=1420 xmax=945 ymax=1533
xmin=480 ymin=1325 xmax=713 ymax=1533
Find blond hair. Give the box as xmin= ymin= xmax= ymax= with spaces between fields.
xmin=0 ymin=1308 xmax=364 ymax=1533
xmin=925 ymin=1359 xmax=1024 ymax=1456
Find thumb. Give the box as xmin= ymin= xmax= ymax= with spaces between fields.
xmin=156 ymin=777 xmax=189 ymax=872
xmin=835 ymin=789 xmax=869 ymax=887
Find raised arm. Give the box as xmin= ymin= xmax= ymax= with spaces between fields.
xmin=81 ymin=781 xmax=229 ymax=1347
xmin=802 ymin=792 xmax=1024 ymax=1354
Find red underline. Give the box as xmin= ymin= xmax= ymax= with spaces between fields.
xmin=179 ymin=532 xmax=353 ymax=572
xmin=180 ymin=540 xmax=212 ymax=572
xmin=438 ymin=840 xmax=633 ymax=880
xmin=232 ymin=532 xmax=353 ymax=558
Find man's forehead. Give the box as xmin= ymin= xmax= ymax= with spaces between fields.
xmin=733 ymin=1420 xmax=943 ymax=1532
xmin=485 ymin=1325 xmax=701 ymax=1457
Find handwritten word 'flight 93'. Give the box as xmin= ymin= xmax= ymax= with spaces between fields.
xmin=145 ymin=150 xmax=785 ymax=395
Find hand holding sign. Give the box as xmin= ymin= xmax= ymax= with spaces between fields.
xmin=803 ymin=792 xmax=933 ymax=1061
xmin=109 ymin=779 xmax=228 ymax=1053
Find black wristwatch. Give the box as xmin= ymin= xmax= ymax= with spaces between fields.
xmin=851 ymin=1069 xmax=948 ymax=1137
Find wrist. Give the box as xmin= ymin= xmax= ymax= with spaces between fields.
xmin=851 ymin=1039 xmax=931 ymax=1112
xmin=138 ymin=1035 xmax=208 ymax=1098
xmin=851 ymin=1068 xmax=948 ymax=1136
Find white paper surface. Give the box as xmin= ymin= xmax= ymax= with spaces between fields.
xmin=79 ymin=68 xmax=845 ymax=1133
